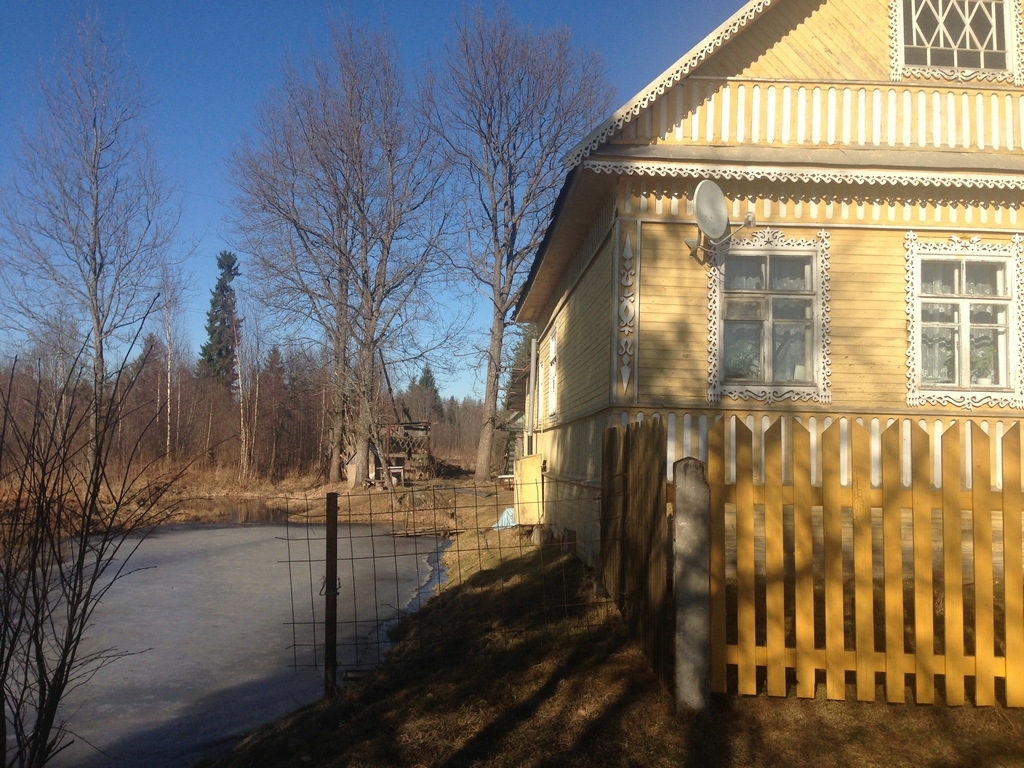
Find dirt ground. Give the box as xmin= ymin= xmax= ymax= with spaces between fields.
xmin=203 ymin=522 xmax=1024 ymax=768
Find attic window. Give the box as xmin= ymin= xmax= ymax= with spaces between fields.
xmin=896 ymin=0 xmax=1018 ymax=80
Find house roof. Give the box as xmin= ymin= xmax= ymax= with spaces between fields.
xmin=563 ymin=0 xmax=777 ymax=169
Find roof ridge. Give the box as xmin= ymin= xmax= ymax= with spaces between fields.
xmin=563 ymin=0 xmax=777 ymax=169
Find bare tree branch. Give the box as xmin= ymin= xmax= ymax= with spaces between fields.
xmin=422 ymin=6 xmax=613 ymax=480
xmin=230 ymin=17 xmax=450 ymax=486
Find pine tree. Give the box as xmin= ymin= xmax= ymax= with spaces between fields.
xmin=198 ymin=251 xmax=241 ymax=386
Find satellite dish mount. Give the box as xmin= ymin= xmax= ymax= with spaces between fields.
xmin=687 ymin=179 xmax=756 ymax=264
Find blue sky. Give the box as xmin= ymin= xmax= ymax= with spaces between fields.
xmin=0 ymin=0 xmax=738 ymax=397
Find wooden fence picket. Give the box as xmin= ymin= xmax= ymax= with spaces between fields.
xmin=881 ymin=421 xmax=905 ymax=703
xmin=793 ymin=421 xmax=815 ymax=699
xmin=822 ymin=421 xmax=845 ymax=700
xmin=1005 ymin=425 xmax=1024 ymax=706
xmin=764 ymin=420 xmax=786 ymax=696
xmin=852 ymin=422 xmax=875 ymax=701
xmin=735 ymin=418 xmax=757 ymax=696
xmin=972 ymin=423 xmax=995 ymax=706
xmin=910 ymin=420 xmax=935 ymax=704
xmin=943 ymin=423 xmax=966 ymax=706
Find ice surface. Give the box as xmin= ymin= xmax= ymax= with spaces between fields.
xmin=44 ymin=523 xmax=443 ymax=768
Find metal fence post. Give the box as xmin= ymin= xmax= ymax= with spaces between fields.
xmin=325 ymin=492 xmax=338 ymax=698
xmin=674 ymin=457 xmax=711 ymax=711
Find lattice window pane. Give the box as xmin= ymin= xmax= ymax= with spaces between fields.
xmin=903 ymin=0 xmax=1008 ymax=71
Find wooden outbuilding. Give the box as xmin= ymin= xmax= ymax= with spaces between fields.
xmin=515 ymin=0 xmax=1024 ymax=567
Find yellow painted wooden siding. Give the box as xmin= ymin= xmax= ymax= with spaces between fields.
xmin=615 ymin=170 xmax=1024 ymax=415
xmin=637 ymin=222 xmax=712 ymax=402
xmin=556 ymin=240 xmax=614 ymax=420
xmin=703 ymin=415 xmax=1024 ymax=706
xmin=617 ymin=77 xmax=1024 ymax=154
xmin=697 ymin=0 xmax=891 ymax=82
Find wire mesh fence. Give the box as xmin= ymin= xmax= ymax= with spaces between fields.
xmin=232 ymin=481 xmax=617 ymax=684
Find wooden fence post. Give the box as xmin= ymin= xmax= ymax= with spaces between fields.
xmin=674 ymin=457 xmax=711 ymax=712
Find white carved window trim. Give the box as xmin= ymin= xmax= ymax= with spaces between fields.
xmin=548 ymin=332 xmax=558 ymax=417
xmin=890 ymin=0 xmax=1024 ymax=84
xmin=905 ymin=232 xmax=1024 ymax=407
xmin=708 ymin=229 xmax=832 ymax=405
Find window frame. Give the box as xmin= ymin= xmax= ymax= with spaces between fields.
xmin=708 ymin=228 xmax=832 ymax=405
xmin=892 ymin=0 xmax=1022 ymax=83
xmin=906 ymin=232 xmax=1024 ymax=407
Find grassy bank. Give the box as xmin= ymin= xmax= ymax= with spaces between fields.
xmin=206 ymin=523 xmax=1024 ymax=768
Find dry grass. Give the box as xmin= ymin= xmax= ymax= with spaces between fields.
xmin=204 ymin=521 xmax=1024 ymax=768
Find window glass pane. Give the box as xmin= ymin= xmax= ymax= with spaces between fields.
xmin=922 ymin=326 xmax=958 ymax=384
xmin=921 ymin=261 xmax=958 ymax=294
xmin=773 ymin=323 xmax=811 ymax=381
xmin=921 ymin=302 xmax=958 ymax=323
xmin=724 ymin=257 xmax=765 ymax=291
xmin=970 ymin=327 xmax=1003 ymax=385
xmin=966 ymin=262 xmax=1005 ymax=296
xmin=769 ymin=257 xmax=811 ymax=291
xmin=773 ymin=298 xmax=812 ymax=320
xmin=946 ymin=7 xmax=967 ymax=46
xmin=725 ymin=299 xmax=764 ymax=320
xmin=987 ymin=50 xmax=1007 ymax=68
xmin=969 ymin=302 xmax=1006 ymax=324
xmin=724 ymin=322 xmax=762 ymax=380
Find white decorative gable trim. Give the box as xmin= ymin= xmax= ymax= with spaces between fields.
xmin=583 ymin=158 xmax=1024 ymax=191
xmin=905 ymin=231 xmax=1024 ymax=408
xmin=708 ymin=228 xmax=832 ymax=405
xmin=563 ymin=0 xmax=775 ymax=169
xmin=889 ymin=0 xmax=1024 ymax=86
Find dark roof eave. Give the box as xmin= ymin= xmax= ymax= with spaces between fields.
xmin=512 ymin=166 xmax=582 ymax=324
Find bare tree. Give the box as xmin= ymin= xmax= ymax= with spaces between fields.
xmin=0 ymin=13 xmax=179 ymax=472
xmin=0 ymin=341 xmax=181 ymax=768
xmin=423 ymin=7 xmax=613 ymax=480
xmin=230 ymin=18 xmax=448 ymax=487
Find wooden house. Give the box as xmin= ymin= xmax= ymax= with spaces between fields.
xmin=514 ymin=0 xmax=1024 ymax=567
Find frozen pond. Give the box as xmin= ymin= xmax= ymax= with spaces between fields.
xmin=47 ymin=523 xmax=445 ymax=768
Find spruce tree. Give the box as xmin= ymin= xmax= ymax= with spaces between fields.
xmin=198 ymin=251 xmax=241 ymax=386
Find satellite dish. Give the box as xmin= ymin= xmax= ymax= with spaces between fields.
xmin=694 ymin=179 xmax=730 ymax=242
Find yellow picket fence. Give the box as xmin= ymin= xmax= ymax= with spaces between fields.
xmin=709 ymin=416 xmax=1024 ymax=706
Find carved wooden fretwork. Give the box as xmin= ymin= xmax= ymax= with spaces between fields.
xmin=889 ymin=0 xmax=1024 ymax=85
xmin=707 ymin=228 xmax=833 ymax=405
xmin=563 ymin=0 xmax=775 ymax=168
xmin=583 ymin=158 xmax=1024 ymax=191
xmin=904 ymin=231 xmax=1024 ymax=407
xmin=617 ymin=229 xmax=637 ymax=402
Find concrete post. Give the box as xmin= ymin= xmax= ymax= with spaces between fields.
xmin=674 ymin=457 xmax=711 ymax=711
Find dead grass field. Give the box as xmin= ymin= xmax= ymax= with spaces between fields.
xmin=203 ymin=518 xmax=1024 ymax=768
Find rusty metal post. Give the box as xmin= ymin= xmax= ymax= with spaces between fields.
xmin=325 ymin=492 xmax=339 ymax=697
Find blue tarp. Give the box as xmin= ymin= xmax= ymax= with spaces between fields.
xmin=493 ymin=507 xmax=517 ymax=529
